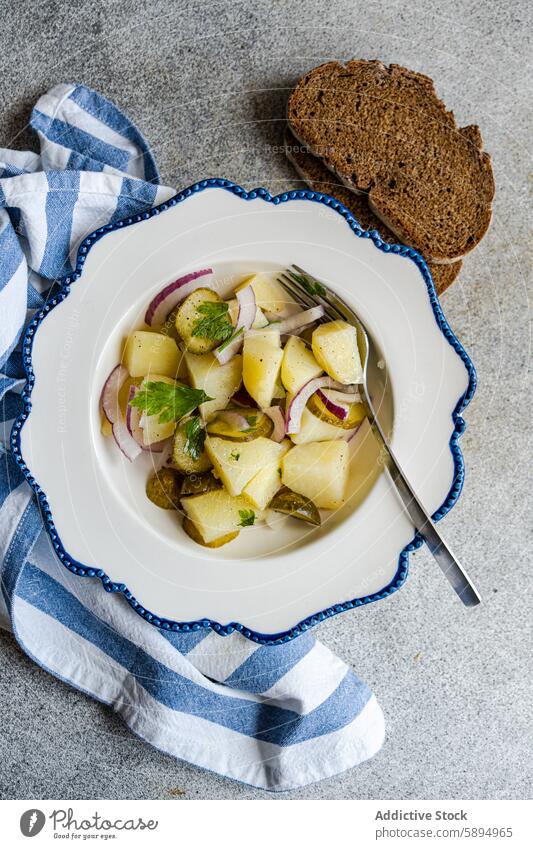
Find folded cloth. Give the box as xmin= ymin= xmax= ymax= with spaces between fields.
xmin=0 ymin=84 xmax=384 ymax=791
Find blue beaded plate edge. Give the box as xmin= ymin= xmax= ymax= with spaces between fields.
xmin=11 ymin=179 xmax=476 ymax=645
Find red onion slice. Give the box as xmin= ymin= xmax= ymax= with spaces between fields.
xmin=231 ymin=386 xmax=255 ymax=408
xmin=235 ymin=284 xmax=256 ymax=331
xmin=326 ymin=388 xmax=362 ymax=404
xmin=315 ymin=388 xmax=349 ymax=421
xmin=126 ymin=386 xmax=144 ymax=445
xmin=147 ymin=435 xmax=173 ymax=454
xmin=101 ymin=365 xmax=141 ymax=460
xmin=286 ymin=376 xmax=351 ymax=434
xmin=112 ymin=416 xmax=142 ymax=461
xmin=145 ymin=268 xmax=213 ymax=326
xmin=214 ymin=327 xmax=244 ymax=365
xmin=158 ymin=437 xmax=175 ymax=466
xmin=101 ymin=364 xmax=128 ymax=424
xmin=263 ymin=406 xmax=285 ymax=442
xmin=214 ymin=285 xmax=256 ymax=364
xmin=149 ymin=436 xmax=174 ymax=458
xmin=279 ymin=305 xmax=324 ymax=335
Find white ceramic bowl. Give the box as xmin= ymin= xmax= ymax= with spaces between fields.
xmin=13 ymin=181 xmax=475 ymax=643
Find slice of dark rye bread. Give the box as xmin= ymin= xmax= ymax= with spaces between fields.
xmin=284 ymin=128 xmax=461 ymax=294
xmin=288 ymin=60 xmax=495 ymax=264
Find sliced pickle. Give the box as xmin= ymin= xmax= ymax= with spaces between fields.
xmin=146 ymin=467 xmax=182 ymax=509
xmin=174 ymin=288 xmax=223 ymax=354
xmin=206 ymin=409 xmax=273 ymax=442
xmin=180 ymin=472 xmax=222 ymax=497
xmin=172 ymin=420 xmax=213 ymax=474
xmin=307 ymin=393 xmax=365 ymax=430
xmin=269 ymin=487 xmax=321 ymax=526
xmin=183 ymin=517 xmax=239 ymax=548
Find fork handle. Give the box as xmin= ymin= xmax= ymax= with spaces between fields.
xmin=370 ymin=417 xmax=481 ymax=607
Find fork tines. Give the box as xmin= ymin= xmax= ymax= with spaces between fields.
xmin=277 ymin=265 xmax=341 ymax=322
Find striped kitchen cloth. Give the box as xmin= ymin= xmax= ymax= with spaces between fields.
xmin=0 ymin=84 xmax=384 ymax=791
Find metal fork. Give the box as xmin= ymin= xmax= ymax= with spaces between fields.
xmin=278 ymin=264 xmax=481 ymax=607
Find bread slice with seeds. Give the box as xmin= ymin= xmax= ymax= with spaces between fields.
xmin=284 ymin=128 xmax=461 ymax=294
xmin=288 ymin=60 xmax=494 ymax=264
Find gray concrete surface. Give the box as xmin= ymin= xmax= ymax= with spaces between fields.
xmin=0 ymin=0 xmax=531 ymax=800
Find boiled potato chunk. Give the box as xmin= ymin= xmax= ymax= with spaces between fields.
xmin=281 ymin=335 xmax=323 ymax=394
xmin=143 ymin=415 xmax=176 ymax=445
xmin=243 ymin=329 xmax=283 ymax=409
xmin=288 ymin=405 xmax=346 ymax=445
xmin=205 ymin=436 xmax=284 ymax=496
xmin=181 ymin=489 xmax=263 ymax=544
xmin=281 ymin=440 xmax=349 ymax=509
xmin=242 ymin=439 xmax=291 ymax=510
xmin=272 ymin=375 xmax=286 ymax=400
xmin=139 ymin=374 xmax=177 ymax=445
xmin=185 ymin=352 xmax=242 ymax=421
xmin=124 ymin=331 xmax=181 ymax=379
xmin=235 ymin=274 xmax=296 ymax=317
xmin=183 ymin=518 xmax=239 ymax=549
xmin=246 ymin=325 xmax=282 ymax=347
xmin=312 ymin=320 xmax=363 ymax=385
xmin=227 ymin=298 xmax=269 ymax=329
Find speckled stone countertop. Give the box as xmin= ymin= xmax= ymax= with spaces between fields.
xmin=0 ymin=0 xmax=531 ymax=800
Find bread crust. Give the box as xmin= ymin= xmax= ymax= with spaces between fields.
xmin=284 ymin=128 xmax=461 ymax=294
xmin=288 ymin=60 xmax=494 ymax=263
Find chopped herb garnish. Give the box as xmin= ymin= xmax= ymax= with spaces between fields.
xmin=192 ymin=301 xmax=233 ymax=342
xmin=238 ymin=509 xmax=256 ymax=527
xmin=130 ymin=381 xmax=211 ymax=424
xmin=230 ymin=450 xmax=241 ymax=462
xmin=293 ymin=272 xmax=327 ymax=297
xmin=184 ymin=415 xmax=206 ymax=460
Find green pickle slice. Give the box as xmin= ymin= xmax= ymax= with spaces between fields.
xmin=206 ymin=409 xmax=273 ymax=442
xmin=307 ymin=393 xmax=365 ymax=430
xmin=269 ymin=487 xmax=321 ymax=526
xmin=146 ymin=467 xmax=182 ymax=509
xmin=180 ymin=472 xmax=222 ymax=497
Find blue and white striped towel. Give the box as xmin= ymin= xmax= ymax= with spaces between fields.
xmin=0 ymin=84 xmax=385 ymax=791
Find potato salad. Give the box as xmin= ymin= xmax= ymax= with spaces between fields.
xmin=100 ymin=269 xmax=366 ymax=548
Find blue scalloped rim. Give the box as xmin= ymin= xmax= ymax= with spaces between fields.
xmin=10 ymin=179 xmax=476 ymax=645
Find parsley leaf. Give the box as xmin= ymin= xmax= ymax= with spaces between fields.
xmin=192 ymin=301 xmax=233 ymax=342
xmin=130 ymin=381 xmax=211 ymax=424
xmin=184 ymin=415 xmax=206 ymax=460
xmin=230 ymin=450 xmax=241 ymax=461
xmin=238 ymin=509 xmax=256 ymax=527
